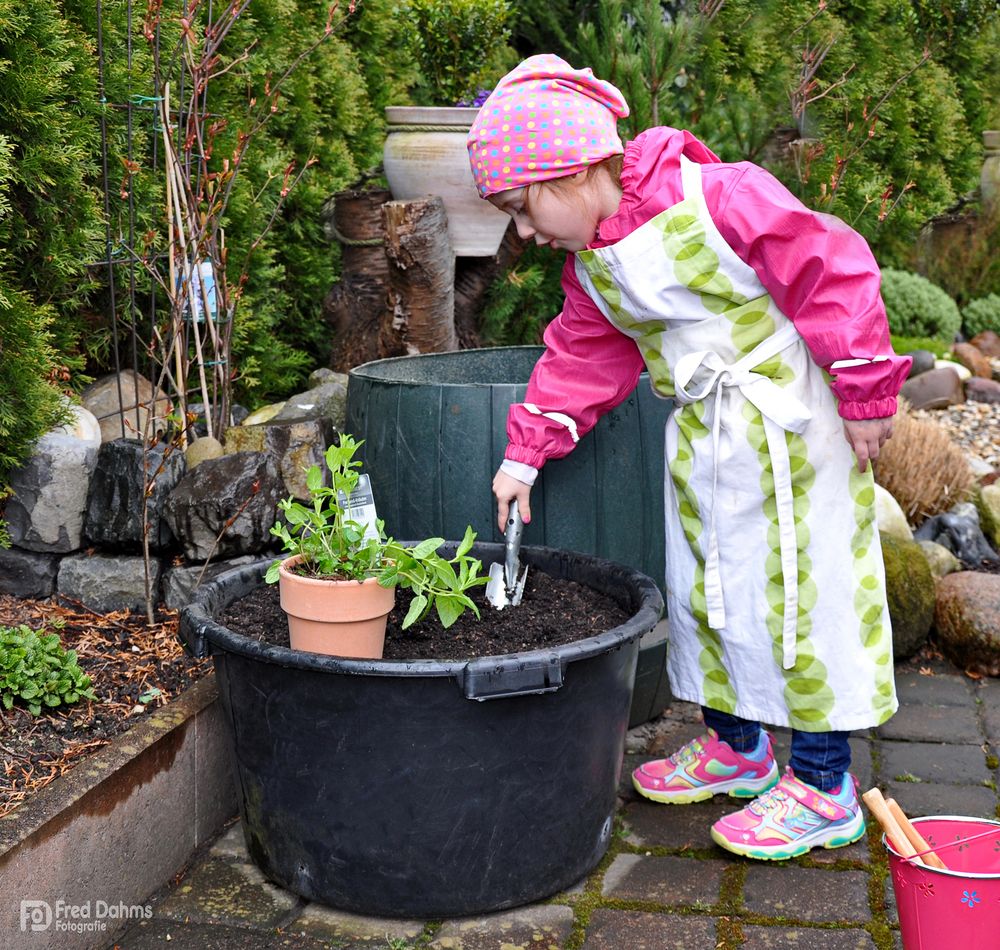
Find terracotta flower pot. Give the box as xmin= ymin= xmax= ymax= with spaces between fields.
xmin=277 ymin=555 xmax=396 ymax=658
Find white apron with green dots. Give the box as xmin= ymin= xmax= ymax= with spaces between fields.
xmin=575 ymin=156 xmax=896 ymax=732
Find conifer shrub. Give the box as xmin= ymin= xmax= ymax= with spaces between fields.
xmin=962 ymin=294 xmax=1000 ymax=337
xmin=873 ymin=400 xmax=974 ymax=526
xmin=880 ymin=269 xmax=962 ymax=343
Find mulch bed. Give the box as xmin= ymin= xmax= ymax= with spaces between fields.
xmin=219 ymin=568 xmax=633 ymax=659
xmin=0 ymin=594 xmax=211 ymax=821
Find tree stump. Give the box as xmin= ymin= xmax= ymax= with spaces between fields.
xmin=454 ymin=223 xmax=527 ymax=348
xmin=323 ymin=188 xmax=392 ymax=372
xmin=381 ymin=197 xmax=457 ymax=355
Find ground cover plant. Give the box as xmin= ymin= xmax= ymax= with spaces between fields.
xmin=0 ymin=596 xmax=209 ymax=820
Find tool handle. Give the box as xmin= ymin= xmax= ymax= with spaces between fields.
xmin=861 ymin=788 xmax=921 ymax=863
xmin=886 ymin=798 xmax=948 ymax=870
xmin=503 ymin=500 xmax=524 ymax=586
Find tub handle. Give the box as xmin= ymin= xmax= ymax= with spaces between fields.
xmin=461 ymin=654 xmax=564 ymax=700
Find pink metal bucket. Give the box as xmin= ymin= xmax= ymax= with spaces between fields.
xmin=885 ymin=815 xmax=1000 ymax=950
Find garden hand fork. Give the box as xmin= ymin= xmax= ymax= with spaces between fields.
xmin=486 ymin=500 xmax=528 ymax=610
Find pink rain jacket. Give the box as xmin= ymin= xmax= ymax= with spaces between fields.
xmin=506 ymin=128 xmax=911 ymax=472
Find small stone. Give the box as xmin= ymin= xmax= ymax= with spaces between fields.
xmin=934 ymin=358 xmax=972 ymax=381
xmin=241 ymin=402 xmax=285 ymax=426
xmin=185 ymin=436 xmax=225 ymax=469
xmin=916 ymin=540 xmax=962 ymax=578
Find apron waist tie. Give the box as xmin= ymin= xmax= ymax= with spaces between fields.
xmin=672 ymin=323 xmax=811 ymax=670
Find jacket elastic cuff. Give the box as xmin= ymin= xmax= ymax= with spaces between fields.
xmin=505 ymin=445 xmax=547 ymax=470
xmin=837 ymin=396 xmax=898 ymax=420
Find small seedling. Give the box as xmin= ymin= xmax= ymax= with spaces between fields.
xmin=0 ymin=625 xmax=96 ymax=716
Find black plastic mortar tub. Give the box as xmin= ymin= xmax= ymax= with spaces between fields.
xmin=346 ymin=345 xmax=675 ymax=728
xmin=179 ymin=543 xmax=663 ymax=918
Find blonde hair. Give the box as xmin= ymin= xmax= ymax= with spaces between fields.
xmin=524 ymin=154 xmax=624 ymax=214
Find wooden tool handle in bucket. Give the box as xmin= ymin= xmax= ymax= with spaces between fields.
xmin=861 ymin=788 xmax=948 ymax=870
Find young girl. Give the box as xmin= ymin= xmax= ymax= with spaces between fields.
xmin=468 ymin=54 xmax=911 ymax=861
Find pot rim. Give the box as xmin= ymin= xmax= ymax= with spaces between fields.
xmin=277 ymin=554 xmax=386 ymax=588
xmin=180 ymin=545 xmax=664 ymax=680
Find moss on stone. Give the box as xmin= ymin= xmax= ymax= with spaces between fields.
xmin=880 ymin=535 xmax=935 ymax=660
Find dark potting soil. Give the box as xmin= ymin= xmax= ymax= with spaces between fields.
xmin=217 ymin=568 xmax=632 ymax=660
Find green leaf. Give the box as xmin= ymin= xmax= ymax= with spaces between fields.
xmin=401 ymin=593 xmax=429 ymax=629
xmin=305 ymin=465 xmax=324 ymax=493
xmin=455 ymin=524 xmax=476 ymax=558
xmin=409 ymin=537 xmax=444 ymax=559
xmin=265 ymin=561 xmax=281 ymax=584
xmin=435 ymin=595 xmax=462 ymax=628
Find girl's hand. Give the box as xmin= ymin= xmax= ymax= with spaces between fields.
xmin=842 ymin=417 xmax=894 ymax=473
xmin=493 ymin=469 xmax=532 ymax=533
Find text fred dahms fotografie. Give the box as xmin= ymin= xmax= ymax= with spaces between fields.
xmin=20 ymin=899 xmax=153 ymax=934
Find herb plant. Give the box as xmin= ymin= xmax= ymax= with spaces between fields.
xmin=0 ymin=625 xmax=97 ymax=716
xmin=266 ymin=434 xmax=486 ymax=629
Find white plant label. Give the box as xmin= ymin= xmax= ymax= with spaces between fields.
xmin=339 ymin=474 xmax=380 ymax=541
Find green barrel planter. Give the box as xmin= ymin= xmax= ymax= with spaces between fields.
xmin=346 ymin=346 xmax=673 ymax=726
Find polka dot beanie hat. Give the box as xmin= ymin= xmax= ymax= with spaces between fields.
xmin=467 ymin=54 xmax=629 ymax=198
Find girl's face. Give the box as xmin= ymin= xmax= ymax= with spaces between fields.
xmin=488 ymin=170 xmax=621 ymax=253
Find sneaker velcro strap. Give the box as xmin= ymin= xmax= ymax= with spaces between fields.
xmin=781 ymin=778 xmax=849 ymax=821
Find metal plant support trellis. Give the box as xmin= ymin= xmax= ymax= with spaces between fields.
xmin=95 ymin=0 xmax=239 ymax=447
xmin=93 ymin=0 xmax=348 ymax=620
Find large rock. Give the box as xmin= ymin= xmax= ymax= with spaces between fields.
xmin=971 ymin=330 xmax=1000 ymax=359
xmin=57 ymin=553 xmax=163 ymax=613
xmin=934 ymin=358 xmax=972 ymax=381
xmin=881 ymin=535 xmax=935 ymax=660
xmin=904 ymin=349 xmax=936 ymax=378
xmin=875 ymin=484 xmax=913 ymax=541
xmin=271 ymin=376 xmax=348 ymax=433
xmin=899 ymin=366 xmax=965 ymax=410
xmin=953 ymin=342 xmax=993 ymax=378
xmin=976 ymin=483 xmax=1000 ymax=550
xmin=81 ymin=370 xmax=172 ymax=443
xmin=914 ymin=502 xmax=1000 ymax=570
xmin=0 ymin=547 xmax=59 ymax=598
xmin=162 ymin=555 xmax=261 ymax=609
xmin=164 ymin=452 xmax=284 ymax=560
xmin=5 ymin=427 xmax=101 ymax=553
xmin=223 ymin=419 xmax=326 ymax=500
xmin=965 ymin=377 xmax=1000 ymax=404
xmin=934 ymin=571 xmax=1000 ymax=676
xmin=84 ymin=440 xmax=186 ymax=551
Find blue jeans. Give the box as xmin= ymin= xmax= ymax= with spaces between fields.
xmin=702 ymin=707 xmax=851 ymax=792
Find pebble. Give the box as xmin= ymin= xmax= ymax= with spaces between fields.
xmin=911 ymin=400 xmax=1000 ymax=470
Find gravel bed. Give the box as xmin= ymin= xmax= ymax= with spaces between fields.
xmin=911 ymin=399 xmax=1000 ymax=471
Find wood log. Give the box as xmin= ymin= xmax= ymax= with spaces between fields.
xmin=322 ymin=188 xmax=391 ymax=372
xmin=453 ymin=222 xmax=528 ymax=349
xmin=381 ymin=197 xmax=457 ymax=356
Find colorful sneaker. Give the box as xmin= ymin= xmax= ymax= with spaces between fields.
xmin=710 ymin=769 xmax=865 ymax=860
xmin=632 ymin=729 xmax=779 ymax=804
